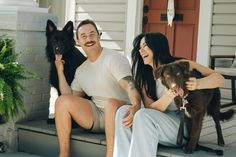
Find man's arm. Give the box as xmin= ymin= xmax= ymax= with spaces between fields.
xmin=56 ymin=66 xmax=73 ymax=94
xmin=118 ymin=76 xmax=142 ymax=127
xmin=55 ymin=56 xmax=84 ymax=97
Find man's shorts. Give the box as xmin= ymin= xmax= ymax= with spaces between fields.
xmin=88 ymin=100 xmax=105 ymax=133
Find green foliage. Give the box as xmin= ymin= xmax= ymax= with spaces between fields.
xmin=0 ymin=35 xmax=35 ymax=122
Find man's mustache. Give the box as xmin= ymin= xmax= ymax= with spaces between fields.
xmin=85 ymin=41 xmax=96 ymax=46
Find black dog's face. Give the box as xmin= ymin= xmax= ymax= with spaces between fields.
xmin=49 ymin=32 xmax=69 ymax=55
xmin=46 ymin=20 xmax=75 ymax=57
xmin=154 ymin=61 xmax=190 ymax=97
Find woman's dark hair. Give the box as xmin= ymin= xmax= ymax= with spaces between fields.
xmin=131 ymin=32 xmax=179 ymax=101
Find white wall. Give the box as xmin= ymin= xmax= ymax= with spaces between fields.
xmin=74 ymin=0 xmax=127 ymax=54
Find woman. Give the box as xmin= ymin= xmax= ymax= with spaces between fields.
xmin=113 ymin=32 xmax=224 ymax=157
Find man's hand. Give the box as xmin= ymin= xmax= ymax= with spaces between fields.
xmin=122 ymin=105 xmax=140 ymax=128
xmin=55 ymin=55 xmax=65 ymax=72
xmin=186 ymin=77 xmax=198 ymax=91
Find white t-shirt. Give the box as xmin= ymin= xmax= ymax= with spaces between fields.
xmin=71 ymin=48 xmax=131 ymax=108
xmin=156 ymin=79 xmax=177 ymax=111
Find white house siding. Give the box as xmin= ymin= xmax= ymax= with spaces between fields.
xmin=75 ymin=0 xmax=127 ymax=54
xmin=211 ymin=0 xmax=236 ymax=56
xmin=210 ymin=0 xmax=236 ymax=102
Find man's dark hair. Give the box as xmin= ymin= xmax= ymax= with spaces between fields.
xmin=76 ymin=19 xmax=99 ymax=39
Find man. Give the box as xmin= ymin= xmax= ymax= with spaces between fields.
xmin=54 ymin=19 xmax=141 ymax=157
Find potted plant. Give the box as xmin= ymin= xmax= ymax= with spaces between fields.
xmin=0 ymin=35 xmax=35 ymax=123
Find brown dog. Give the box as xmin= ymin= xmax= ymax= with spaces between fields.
xmin=154 ymin=61 xmax=235 ymax=154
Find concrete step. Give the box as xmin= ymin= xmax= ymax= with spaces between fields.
xmin=16 ymin=119 xmax=236 ymax=157
xmin=0 ymin=152 xmax=43 ymax=157
xmin=16 ymin=120 xmax=106 ymax=157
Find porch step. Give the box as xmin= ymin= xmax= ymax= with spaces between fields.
xmin=16 ymin=117 xmax=236 ymax=157
xmin=16 ymin=120 xmax=106 ymax=157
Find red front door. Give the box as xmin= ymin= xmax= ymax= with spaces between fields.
xmin=143 ymin=0 xmax=200 ymax=60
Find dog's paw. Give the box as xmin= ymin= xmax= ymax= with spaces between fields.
xmin=183 ymin=146 xmax=194 ymax=154
xmin=218 ymin=140 xmax=225 ymax=146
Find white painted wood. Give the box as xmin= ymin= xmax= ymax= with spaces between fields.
xmin=212 ymin=36 xmax=236 ymax=46
xmin=65 ymin=0 xmax=75 ymax=24
xmin=100 ymin=40 xmax=124 ymax=50
xmin=77 ymin=4 xmax=126 ymax=12
xmin=75 ymin=13 xmax=125 ymax=22
xmin=214 ymin=4 xmax=236 ymax=13
xmin=212 ymin=25 xmax=236 ymax=35
xmin=101 ymin=31 xmax=124 ymax=41
xmin=0 ymin=0 xmax=38 ymax=7
xmin=211 ymin=46 xmax=236 ymax=55
xmin=214 ymin=0 xmax=236 ymax=3
xmin=75 ymin=0 xmax=127 ymax=54
xmin=213 ymin=14 xmax=236 ymax=24
xmin=74 ymin=21 xmax=125 ymax=32
xmin=76 ymin=0 xmax=126 ymax=3
xmin=125 ymin=0 xmax=143 ymax=60
xmin=196 ymin=0 xmax=213 ymax=66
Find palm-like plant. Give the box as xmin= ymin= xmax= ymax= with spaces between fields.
xmin=0 ymin=35 xmax=35 ymax=123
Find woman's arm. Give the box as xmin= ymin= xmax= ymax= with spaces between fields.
xmin=180 ymin=59 xmax=225 ymax=90
xmin=142 ymin=88 xmax=177 ymax=112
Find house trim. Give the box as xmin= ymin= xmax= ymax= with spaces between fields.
xmin=196 ymin=0 xmax=213 ymax=66
xmin=124 ymin=0 xmax=143 ymax=61
xmin=65 ymin=0 xmax=75 ymax=24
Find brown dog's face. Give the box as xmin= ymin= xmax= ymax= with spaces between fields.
xmin=154 ymin=61 xmax=190 ymax=97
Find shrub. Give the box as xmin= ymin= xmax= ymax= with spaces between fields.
xmin=0 ymin=35 xmax=35 ymax=122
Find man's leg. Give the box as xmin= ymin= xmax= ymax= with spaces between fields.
xmin=55 ymin=95 xmax=94 ymax=157
xmin=104 ymin=99 xmax=125 ymax=157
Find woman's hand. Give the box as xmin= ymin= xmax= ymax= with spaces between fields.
xmin=167 ymin=89 xmax=178 ymax=98
xmin=186 ymin=77 xmax=198 ymax=90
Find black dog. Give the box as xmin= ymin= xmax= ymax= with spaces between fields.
xmin=46 ymin=20 xmax=86 ymax=94
xmin=154 ymin=61 xmax=235 ymax=154
xmin=46 ymin=20 xmax=86 ymax=124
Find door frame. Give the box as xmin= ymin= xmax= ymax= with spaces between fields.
xmin=125 ymin=0 xmax=213 ymax=66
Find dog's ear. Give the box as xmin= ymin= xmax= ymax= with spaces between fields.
xmin=46 ymin=20 xmax=57 ymax=36
xmin=153 ymin=65 xmax=165 ymax=80
xmin=63 ymin=21 xmax=74 ymax=37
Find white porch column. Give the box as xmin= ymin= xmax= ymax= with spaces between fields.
xmin=125 ymin=0 xmax=143 ymax=62
xmin=196 ymin=0 xmax=213 ymax=66
xmin=0 ymin=0 xmax=57 ymax=153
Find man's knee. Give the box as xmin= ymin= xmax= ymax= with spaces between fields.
xmin=104 ymin=98 xmax=124 ymax=113
xmin=55 ymin=95 xmax=72 ymax=113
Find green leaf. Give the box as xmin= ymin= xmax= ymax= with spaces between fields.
xmin=0 ymin=35 xmax=36 ymax=122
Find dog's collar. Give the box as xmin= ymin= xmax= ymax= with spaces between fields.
xmin=183 ymin=94 xmax=188 ymax=99
xmin=180 ymin=97 xmax=191 ymax=118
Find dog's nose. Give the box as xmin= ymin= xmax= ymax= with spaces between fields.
xmin=55 ymin=47 xmax=61 ymax=51
xmin=171 ymin=83 xmax=176 ymax=88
